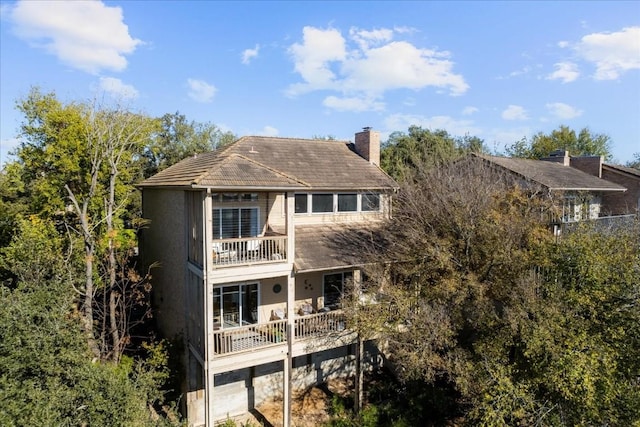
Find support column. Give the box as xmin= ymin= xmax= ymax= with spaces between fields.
xmin=353 ymin=269 xmax=363 ymax=413
xmin=283 ymin=191 xmax=295 ymax=427
xmin=204 ymin=190 xmax=215 ymax=426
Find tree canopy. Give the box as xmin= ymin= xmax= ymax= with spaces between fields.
xmin=506 ymin=125 xmax=613 ymax=160
xmin=380 ymin=125 xmax=486 ymax=181
xmin=346 ymin=157 xmax=640 ymax=425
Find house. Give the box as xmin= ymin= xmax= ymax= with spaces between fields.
xmin=472 ymin=151 xmax=628 ymax=226
xmin=563 ymin=154 xmax=640 ymax=216
xmin=138 ymin=128 xmax=397 ymax=426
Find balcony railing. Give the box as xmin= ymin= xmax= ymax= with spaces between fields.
xmin=213 ymin=319 xmax=287 ymax=355
xmin=294 ymin=310 xmax=346 ymax=339
xmin=211 ymin=310 xmax=348 ymax=356
xmin=212 ymin=235 xmax=287 ymax=267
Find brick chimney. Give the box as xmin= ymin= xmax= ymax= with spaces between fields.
xmin=354 ymin=127 xmax=380 ymax=166
xmin=541 ymin=149 xmax=570 ymax=166
xmin=570 ymin=155 xmax=603 ymax=178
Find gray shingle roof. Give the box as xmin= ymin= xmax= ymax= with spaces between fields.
xmin=139 ymin=136 xmax=397 ymax=191
xmin=294 ymin=223 xmax=382 ymax=272
xmin=477 ymin=154 xmax=626 ymax=191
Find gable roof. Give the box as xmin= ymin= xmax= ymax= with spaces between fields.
xmin=476 ymin=154 xmax=626 ymax=192
xmin=139 ymin=136 xmax=397 ymax=191
xmin=603 ymin=163 xmax=640 ymax=178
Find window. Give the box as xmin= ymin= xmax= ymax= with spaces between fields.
xmin=213 ymin=207 xmax=259 ymax=238
xmin=213 ymin=283 xmax=258 ymax=328
xmin=312 ymin=194 xmax=333 ymax=213
xmin=337 ymin=193 xmax=357 ymax=212
xmin=295 ymin=194 xmax=308 ymax=213
xmin=211 ymin=193 xmax=258 ymax=202
xmin=295 ymin=192 xmax=382 ymax=215
xmin=323 ymin=271 xmax=353 ymax=309
xmin=361 ymin=193 xmax=380 ymax=211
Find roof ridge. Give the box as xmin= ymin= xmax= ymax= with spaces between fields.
xmin=231 ymin=153 xmax=311 ymax=187
xmin=237 ymin=135 xmax=350 ymax=144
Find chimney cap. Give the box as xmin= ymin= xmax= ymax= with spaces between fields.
xmin=362 ymin=126 xmax=372 ymax=132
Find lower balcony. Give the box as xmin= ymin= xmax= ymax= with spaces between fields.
xmin=211 ymin=310 xmax=347 ymax=356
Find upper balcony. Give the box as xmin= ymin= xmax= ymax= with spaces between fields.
xmin=212 ymin=234 xmax=288 ymax=267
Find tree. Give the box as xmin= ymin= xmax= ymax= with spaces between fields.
xmin=342 ymin=156 xmax=639 ymax=425
xmin=507 ymin=125 xmax=613 ymax=160
xmin=0 ymin=216 xmax=178 ymax=426
xmin=627 ymin=152 xmax=640 ymax=169
xmin=380 ymin=126 xmax=486 ymax=181
xmin=10 ymin=88 xmax=156 ymax=361
xmin=141 ymin=112 xmax=236 ymax=178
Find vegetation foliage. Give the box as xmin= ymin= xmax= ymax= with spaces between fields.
xmin=345 ymin=155 xmax=640 ymax=425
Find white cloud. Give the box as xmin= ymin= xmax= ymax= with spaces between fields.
xmin=259 ymin=126 xmax=279 ymax=137
xmin=98 ymin=77 xmax=139 ymax=100
xmin=9 ymin=0 xmax=141 ymax=74
xmin=462 ymin=106 xmax=478 ymax=115
xmin=574 ymin=26 xmax=640 ymax=80
xmin=546 ymin=102 xmax=583 ymax=119
xmin=322 ymin=95 xmax=385 ymax=112
xmin=502 ymin=105 xmax=528 ymax=121
xmin=287 ymin=26 xmax=346 ymax=94
xmin=287 ymin=26 xmax=468 ymax=112
xmin=546 ymin=62 xmax=580 ymax=83
xmin=349 ymin=27 xmax=394 ymax=50
xmin=383 ymin=113 xmax=480 ymax=137
xmin=242 ymin=44 xmax=260 ymax=64
xmin=187 ymin=78 xmax=217 ymax=103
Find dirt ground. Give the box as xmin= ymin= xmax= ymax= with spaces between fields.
xmin=238 ymin=378 xmax=353 ymax=427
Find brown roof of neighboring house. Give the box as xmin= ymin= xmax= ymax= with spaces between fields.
xmin=476 ymin=154 xmax=627 ymax=192
xmin=603 ymin=163 xmax=640 ymax=178
xmin=139 ymin=136 xmax=398 ymax=191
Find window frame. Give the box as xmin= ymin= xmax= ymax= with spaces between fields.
xmin=294 ymin=192 xmax=383 ymax=215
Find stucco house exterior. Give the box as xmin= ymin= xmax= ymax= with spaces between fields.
xmin=472 ymin=152 xmax=629 ymax=227
xmin=138 ymin=128 xmax=397 ymax=426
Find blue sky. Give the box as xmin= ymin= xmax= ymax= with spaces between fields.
xmin=1 ymin=0 xmax=639 ymax=166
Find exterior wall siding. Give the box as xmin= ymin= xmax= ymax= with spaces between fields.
xmin=602 ymin=168 xmax=640 ymax=215
xmin=141 ymin=188 xmax=188 ymax=340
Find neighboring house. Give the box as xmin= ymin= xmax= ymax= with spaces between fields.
xmin=472 ymin=151 xmax=628 ymax=226
xmin=139 ymin=129 xmax=397 ymax=426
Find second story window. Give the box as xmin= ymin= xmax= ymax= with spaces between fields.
xmin=361 ymin=193 xmax=380 ymax=211
xmin=337 ymin=193 xmax=357 ymax=212
xmin=295 ymin=194 xmax=308 ymax=213
xmin=312 ymin=194 xmax=333 ymax=213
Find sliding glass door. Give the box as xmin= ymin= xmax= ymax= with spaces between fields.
xmin=212 ymin=283 xmax=258 ymax=328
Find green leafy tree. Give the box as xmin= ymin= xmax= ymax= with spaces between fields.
xmin=380 ymin=126 xmax=486 ymax=181
xmin=0 ymin=217 xmax=179 ymax=426
xmin=627 ymin=152 xmax=640 ymax=169
xmin=507 ymin=125 xmax=613 ymax=160
xmin=8 ymin=88 xmax=157 ymax=361
xmin=142 ymin=112 xmax=236 ymax=178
